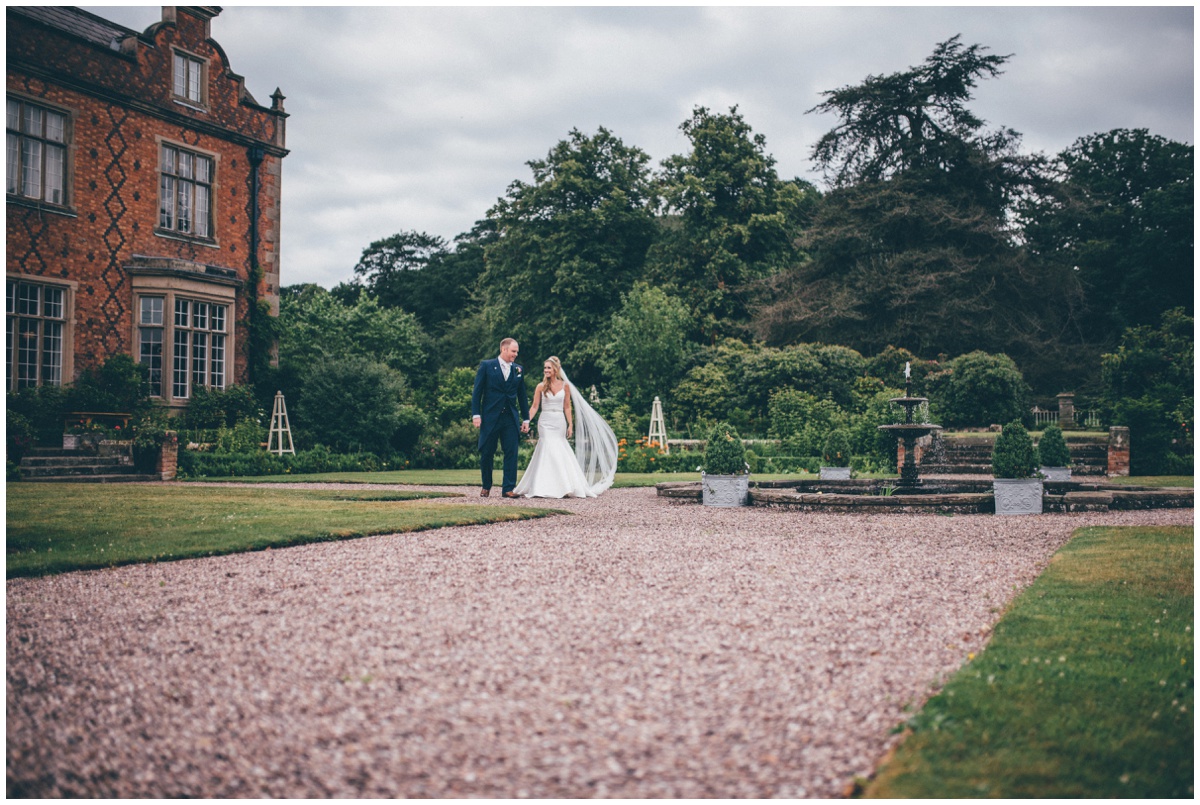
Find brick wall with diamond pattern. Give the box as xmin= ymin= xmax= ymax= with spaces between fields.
xmin=7 ymin=6 xmax=287 ymax=386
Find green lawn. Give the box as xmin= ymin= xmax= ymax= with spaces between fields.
xmin=862 ymin=525 xmax=1193 ymax=798
xmin=6 ymin=483 xmax=558 ymax=578
xmin=179 ymin=469 xmax=819 ymax=486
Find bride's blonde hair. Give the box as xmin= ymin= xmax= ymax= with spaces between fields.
xmin=544 ymin=356 xmax=564 ymax=382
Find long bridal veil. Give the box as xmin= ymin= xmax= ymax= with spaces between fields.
xmin=561 ymin=370 xmax=618 ymax=495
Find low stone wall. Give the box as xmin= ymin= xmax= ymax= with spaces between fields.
xmin=655 ymin=478 xmax=1193 ymax=514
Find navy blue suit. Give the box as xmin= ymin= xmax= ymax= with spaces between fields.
xmin=471 ymin=358 xmax=530 ymax=493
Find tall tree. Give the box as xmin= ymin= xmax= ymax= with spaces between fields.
xmin=349 ymin=230 xmax=449 ymax=310
xmin=753 ymin=37 xmax=1084 ymax=392
xmin=1021 ymin=129 xmax=1194 ymax=341
xmin=478 ymin=127 xmax=657 ymax=383
xmin=598 ymin=282 xmax=691 ymax=413
xmin=649 ymin=106 xmax=813 ymax=341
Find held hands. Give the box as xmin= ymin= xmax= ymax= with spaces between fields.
xmin=521 ymin=420 xmax=531 ymax=434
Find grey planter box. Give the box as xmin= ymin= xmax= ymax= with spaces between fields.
xmin=819 ymin=466 xmax=852 ymax=481
xmin=993 ymin=478 xmax=1044 ymax=515
xmin=1040 ymin=466 xmax=1072 ymax=482
xmin=701 ymin=472 xmax=750 ymax=507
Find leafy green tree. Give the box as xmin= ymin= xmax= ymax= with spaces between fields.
xmin=278 ymin=284 xmax=431 ymax=381
xmin=932 ymin=350 xmax=1032 ymax=429
xmin=1021 ymin=129 xmax=1194 ymax=341
xmin=599 ymin=282 xmax=691 ymax=413
xmin=431 ymin=366 xmax=478 ymax=428
xmin=650 ymin=106 xmax=813 ymax=340
xmin=1100 ymin=308 xmax=1193 ymax=474
xmin=768 ymin=388 xmax=848 ymax=457
xmin=671 ymin=363 xmax=738 ymax=434
xmin=349 ymin=230 xmax=449 ymax=309
xmin=342 ymin=222 xmax=498 ymax=337
xmin=754 ymin=37 xmax=1083 ymax=392
xmin=809 ymin=35 xmax=1018 ymax=193
xmin=478 ymin=127 xmax=657 ymax=382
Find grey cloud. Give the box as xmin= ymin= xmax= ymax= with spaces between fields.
xmin=84 ymin=6 xmax=1193 ymax=289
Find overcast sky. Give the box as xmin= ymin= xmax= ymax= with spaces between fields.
xmin=86 ymin=4 xmax=1194 ymax=290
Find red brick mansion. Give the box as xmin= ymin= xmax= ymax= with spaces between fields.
xmin=7 ymin=5 xmax=287 ymax=412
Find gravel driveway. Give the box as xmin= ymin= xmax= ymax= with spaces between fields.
xmin=7 ymin=485 xmax=1192 ymax=797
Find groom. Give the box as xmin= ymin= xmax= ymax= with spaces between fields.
xmin=471 ymin=338 xmax=531 ymax=497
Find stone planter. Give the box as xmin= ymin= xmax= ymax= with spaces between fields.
xmin=1039 ymin=466 xmax=1072 ymax=482
xmin=62 ymin=433 xmax=80 ymax=450
xmin=819 ymin=466 xmax=852 ymax=481
xmin=993 ymin=478 xmax=1044 ymax=515
xmin=701 ymin=472 xmax=750 ymax=508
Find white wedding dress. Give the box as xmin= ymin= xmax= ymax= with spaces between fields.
xmin=514 ymin=386 xmax=605 ymax=498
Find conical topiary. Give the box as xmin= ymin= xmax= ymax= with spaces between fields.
xmin=991 ymin=421 xmax=1039 ymax=479
xmin=703 ymin=422 xmax=748 ymax=476
xmin=1037 ymin=424 xmax=1071 ymax=467
xmin=821 ymin=428 xmax=852 ymax=466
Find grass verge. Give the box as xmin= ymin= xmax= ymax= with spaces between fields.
xmin=862 ymin=525 xmax=1193 ymax=798
xmin=1107 ymin=475 xmax=1193 ymax=488
xmin=6 ymin=483 xmax=557 ymax=579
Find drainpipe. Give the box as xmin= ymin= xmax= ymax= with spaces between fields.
xmin=247 ymin=146 xmax=265 ymax=385
xmin=248 ymin=146 xmax=264 ymax=280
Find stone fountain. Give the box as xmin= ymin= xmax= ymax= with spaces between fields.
xmin=656 ymin=361 xmax=1193 ymax=513
xmin=877 ymin=363 xmax=942 ymax=489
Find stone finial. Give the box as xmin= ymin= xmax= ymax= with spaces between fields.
xmin=271 ymin=88 xmax=286 ymax=113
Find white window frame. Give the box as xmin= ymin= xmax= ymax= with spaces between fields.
xmin=172 ymin=50 xmax=208 ymax=107
xmin=6 ymin=276 xmax=74 ymax=391
xmin=132 ymin=274 xmax=235 ymax=407
xmin=6 ymin=95 xmax=70 ymax=207
xmin=158 ymin=141 xmax=215 ymax=241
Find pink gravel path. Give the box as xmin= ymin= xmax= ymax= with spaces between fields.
xmin=6 ymin=485 xmax=1193 ymax=797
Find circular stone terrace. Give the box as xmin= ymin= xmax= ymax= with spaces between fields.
xmin=657 ymin=476 xmax=1194 ymax=514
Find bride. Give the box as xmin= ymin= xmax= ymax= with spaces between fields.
xmin=512 ymin=356 xmax=617 ymax=498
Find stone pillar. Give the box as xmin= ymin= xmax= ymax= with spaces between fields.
xmin=156 ymin=431 xmax=179 ymax=481
xmin=1056 ymin=392 xmax=1076 ymax=429
xmin=1107 ymin=426 xmax=1130 ymax=477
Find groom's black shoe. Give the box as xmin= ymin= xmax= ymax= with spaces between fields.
xmin=480 ymin=488 xmax=490 ymax=497
xmin=503 ymin=491 xmax=519 ymax=498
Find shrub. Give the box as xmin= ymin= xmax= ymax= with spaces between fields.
xmin=7 ymin=409 xmax=34 ymax=463
xmin=67 ymin=353 xmax=152 ymax=415
xmin=432 ymin=367 xmax=478 ymax=428
xmin=7 ymin=384 xmax=70 ymax=443
xmin=296 ymin=355 xmax=416 ymax=454
xmin=617 ymin=437 xmax=666 ymax=473
xmin=1101 ymin=309 xmax=1193 ymax=475
xmin=214 ymin=420 xmax=267 ymax=454
xmin=1037 ymin=424 xmax=1071 ymax=467
xmin=768 ymin=389 xmax=847 ymax=457
xmin=935 ymin=351 xmax=1032 ymax=429
xmin=821 ymin=429 xmax=852 ymax=466
xmin=992 ymin=421 xmax=1039 ymax=479
xmin=411 ymin=421 xmax=478 ymax=469
xmin=703 ymin=422 xmax=748 ymax=475
xmin=848 ymin=387 xmax=903 ymax=471
xmin=186 ymin=385 xmax=263 ymax=429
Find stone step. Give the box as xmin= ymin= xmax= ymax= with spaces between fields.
xmin=21 ymin=455 xmax=128 ymax=468
xmin=23 ymin=473 xmax=162 ymax=483
xmin=21 ymin=463 xmax=137 ymax=478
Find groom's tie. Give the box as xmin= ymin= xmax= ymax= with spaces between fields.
xmin=500 ymin=360 xmax=510 ymax=381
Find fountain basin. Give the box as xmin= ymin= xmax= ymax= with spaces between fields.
xmin=655 ymin=478 xmax=1193 ymax=514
